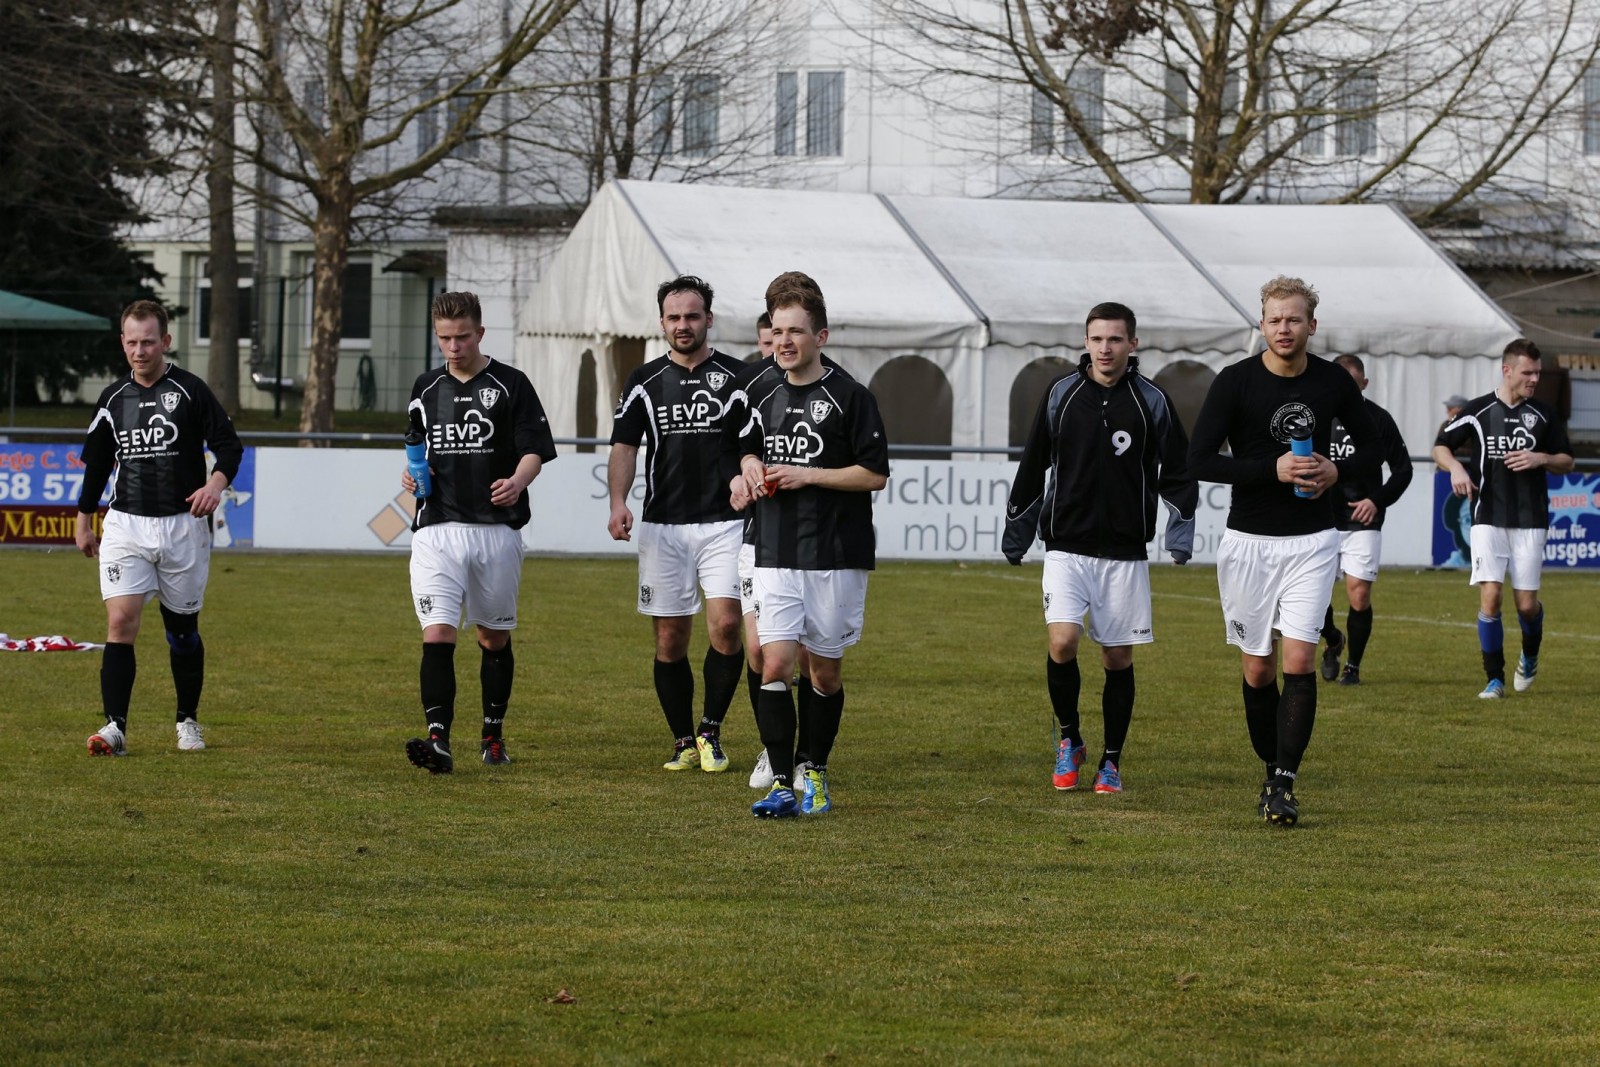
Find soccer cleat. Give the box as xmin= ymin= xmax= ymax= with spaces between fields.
xmin=406 ymin=734 xmax=454 ymax=774
xmin=1513 ymin=654 xmax=1538 ymax=693
xmin=1320 ymin=629 xmax=1345 ymax=682
xmin=1256 ymin=780 xmax=1272 ymax=820
xmin=87 ymin=720 xmax=126 ymax=757
xmin=176 ymin=718 xmax=205 ymax=752
xmin=481 ymin=736 xmax=512 ymax=765
xmin=662 ymin=743 xmax=701 ymax=772
xmin=1478 ymin=678 xmax=1506 ymax=700
xmin=1052 ymin=738 xmax=1086 ymax=790
xmin=749 ymin=748 xmax=775 ymax=790
xmin=695 ymin=733 xmax=729 ymax=773
xmin=799 ymin=767 xmax=832 ymax=815
xmin=1262 ymin=780 xmax=1299 ymax=826
xmin=1338 ymin=665 xmax=1361 ymax=687
xmin=1092 ymin=761 xmax=1122 ymax=794
xmin=751 ymin=782 xmax=799 ymax=819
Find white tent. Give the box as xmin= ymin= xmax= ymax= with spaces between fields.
xmin=516 ymin=182 xmax=1519 ymax=457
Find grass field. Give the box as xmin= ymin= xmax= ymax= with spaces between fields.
xmin=4 ymin=551 xmax=1599 ymax=1064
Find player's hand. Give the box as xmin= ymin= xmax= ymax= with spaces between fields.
xmin=74 ymin=514 xmax=99 ymax=558
xmin=400 ymin=468 xmax=416 ymax=494
xmin=1004 ymin=554 xmax=1023 ymax=566
xmin=187 ymin=484 xmax=222 ymax=517
xmin=608 ymin=503 xmax=634 ymax=541
xmin=1292 ymin=454 xmax=1337 ymax=499
xmin=1350 ymin=498 xmax=1378 ymax=525
xmin=729 ymin=475 xmax=752 ymax=511
xmin=488 ymin=475 xmax=526 ymax=508
xmin=740 ymin=456 xmax=769 ymax=499
xmin=1170 ymin=549 xmax=1190 ymax=565
xmin=1504 ymin=450 xmax=1543 ymax=472
xmin=763 ymin=464 xmax=812 ymax=491
xmin=1448 ymin=467 xmax=1476 ymax=497
xmin=1275 ymin=451 xmax=1320 ymax=486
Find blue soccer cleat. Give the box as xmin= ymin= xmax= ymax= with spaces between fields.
xmin=751 ymin=783 xmax=799 ymax=819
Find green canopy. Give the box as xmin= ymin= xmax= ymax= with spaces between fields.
xmin=0 ymin=290 xmax=110 ymax=332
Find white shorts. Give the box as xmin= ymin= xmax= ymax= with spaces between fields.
xmin=98 ymin=510 xmax=212 ymax=611
xmin=636 ymin=520 xmax=742 ymax=616
xmin=1470 ymin=525 xmax=1546 ymax=591
xmin=1338 ymin=529 xmax=1382 ymax=583
xmin=1216 ymin=528 xmax=1339 ymax=655
xmin=1041 ymin=552 xmax=1153 ymax=646
xmin=410 ymin=522 xmax=523 ymax=631
xmin=752 ymin=567 xmax=868 ymax=659
xmin=738 ymin=542 xmax=757 ymax=616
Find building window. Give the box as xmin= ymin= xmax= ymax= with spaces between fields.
xmin=649 ymin=78 xmax=675 ymax=158
xmin=682 ymin=74 xmax=720 ymax=156
xmin=1583 ymin=63 xmax=1600 ymax=155
xmin=775 ymin=72 xmax=798 ymax=156
xmin=196 ymin=257 xmax=253 ymax=343
xmin=448 ymin=80 xmax=482 ymax=160
xmin=1163 ymin=67 xmax=1188 ymax=154
xmin=416 ymin=80 xmax=438 ymax=157
xmin=302 ymin=258 xmax=372 ymax=347
xmin=1030 ymin=90 xmax=1054 ymax=156
xmin=1335 ymin=70 xmax=1378 ymax=157
xmin=1063 ymin=67 xmax=1105 ymax=155
xmin=806 ymin=71 xmax=843 ymax=157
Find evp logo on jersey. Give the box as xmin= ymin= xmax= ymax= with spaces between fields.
xmin=116 ymin=414 xmax=180 ymax=456
xmin=1486 ymin=425 xmax=1538 ymax=459
xmin=1328 ymin=420 xmax=1354 ymax=462
xmin=430 ymin=410 xmax=495 ymax=452
xmin=766 ymin=421 xmax=825 ymax=463
xmin=654 ymin=388 xmax=725 ymax=432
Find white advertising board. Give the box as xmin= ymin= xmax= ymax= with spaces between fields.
xmin=251 ymin=448 xmax=1438 ymax=565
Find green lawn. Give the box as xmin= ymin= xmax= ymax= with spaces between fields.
xmin=3 ymin=553 xmax=1598 ymax=1064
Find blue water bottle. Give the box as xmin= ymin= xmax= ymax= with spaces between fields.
xmin=1289 ymin=417 xmax=1315 ymax=499
xmin=405 ymin=430 xmax=432 ymax=499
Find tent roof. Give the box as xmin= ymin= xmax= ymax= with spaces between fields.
xmin=520 ymin=181 xmax=985 ymax=351
xmin=1143 ymin=204 xmax=1519 ymax=358
xmin=521 ymin=184 xmax=1517 ymax=359
xmin=883 ymin=196 xmax=1254 ymax=355
xmin=0 ymin=290 xmax=110 ymax=332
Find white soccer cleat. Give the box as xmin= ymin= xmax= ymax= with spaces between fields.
xmin=1513 ymin=655 xmax=1538 ymax=693
xmin=88 ymin=720 xmax=126 ymax=757
xmin=748 ymin=748 xmax=775 ymax=790
xmin=176 ymin=718 xmax=206 ymax=751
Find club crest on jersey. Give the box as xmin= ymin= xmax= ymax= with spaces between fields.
xmin=479 ymin=387 xmax=501 ymax=410
xmin=1521 ymin=411 xmax=1537 ymax=430
xmin=160 ymin=391 xmax=180 ymax=413
xmin=809 ymin=400 xmax=833 ymax=424
xmin=706 ymin=370 xmax=729 ymax=392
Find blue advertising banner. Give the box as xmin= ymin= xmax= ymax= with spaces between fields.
xmin=0 ymin=442 xmax=255 ymax=546
xmin=1431 ymin=470 xmax=1600 ymax=569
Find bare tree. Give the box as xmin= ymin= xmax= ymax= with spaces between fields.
xmin=884 ymin=0 xmax=1600 ymax=221
xmin=227 ymin=0 xmax=581 ymax=436
xmin=204 ymin=0 xmax=243 ymax=412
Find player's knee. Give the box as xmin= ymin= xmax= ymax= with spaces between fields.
xmin=160 ymin=605 xmax=201 ymax=654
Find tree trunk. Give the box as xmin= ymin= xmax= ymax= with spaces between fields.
xmin=299 ymin=181 xmax=353 ymax=440
xmin=205 ymin=0 xmax=241 ymax=412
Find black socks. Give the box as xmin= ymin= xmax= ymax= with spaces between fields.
xmin=755 ymin=682 xmax=797 ymax=786
xmin=101 ymin=641 xmax=135 ymax=731
xmin=421 ymin=641 xmax=456 ymax=737
xmin=480 ymin=641 xmax=513 ymax=739
xmin=1276 ymin=672 xmax=1317 ymax=775
xmin=700 ymin=646 xmax=744 ymax=734
xmin=1242 ymin=677 xmax=1280 ymax=767
xmin=654 ymin=657 xmax=695 ymax=740
xmin=1345 ymin=607 xmax=1373 ymax=669
xmin=1046 ymin=656 xmax=1081 ymax=745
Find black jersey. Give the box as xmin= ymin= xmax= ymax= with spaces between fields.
xmin=1435 ymin=392 xmax=1571 ymax=529
xmin=407 ymin=358 xmax=556 ymax=530
xmin=77 ymin=365 xmax=243 ymax=516
xmin=724 ymin=354 xmax=850 ymax=546
xmin=1329 ymin=398 xmax=1412 ymax=531
xmin=610 ymin=350 xmax=744 ymax=524
xmin=1188 ymin=353 xmax=1380 ymax=537
xmin=1004 ymin=356 xmax=1198 ymax=562
xmin=736 ymin=366 xmax=889 ymax=570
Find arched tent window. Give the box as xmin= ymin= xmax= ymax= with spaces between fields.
xmin=868 ymin=355 xmax=952 ymax=459
xmin=1151 ymin=360 xmax=1216 ymax=438
xmin=576 ymin=349 xmax=597 ymax=453
xmin=1009 ymin=356 xmax=1073 ymax=447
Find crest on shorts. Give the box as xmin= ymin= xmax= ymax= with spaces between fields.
xmin=479 ymin=387 xmax=501 ymax=410
xmin=1231 ymin=619 xmax=1246 ymax=641
xmin=160 ymin=391 xmax=180 ymax=413
xmin=417 ymin=595 xmax=434 ymax=614
xmin=1042 ymin=592 xmax=1051 ymax=610
xmin=1521 ymin=411 xmax=1538 ymax=430
xmin=706 ymin=371 xmax=730 ymax=392
xmin=741 ymin=577 xmax=753 ymax=599
xmin=809 ymin=400 xmax=832 ymax=424
xmin=105 ymin=563 xmax=122 ymax=584
xmin=639 ymin=585 xmax=653 ymax=606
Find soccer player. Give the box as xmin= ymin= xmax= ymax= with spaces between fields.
xmin=401 ymin=291 xmax=556 ymax=773
xmin=1003 ymin=302 xmax=1198 ymax=795
xmin=1432 ymin=339 xmax=1573 ymax=698
xmin=1188 ymin=277 xmax=1381 ymax=826
xmin=735 ymin=277 xmax=889 ymax=817
xmin=74 ymin=300 xmax=243 ymax=756
xmin=607 ymin=275 xmax=748 ymax=773
xmin=756 ymin=311 xmax=775 ymax=359
xmin=1317 ymin=355 xmax=1413 ymax=686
